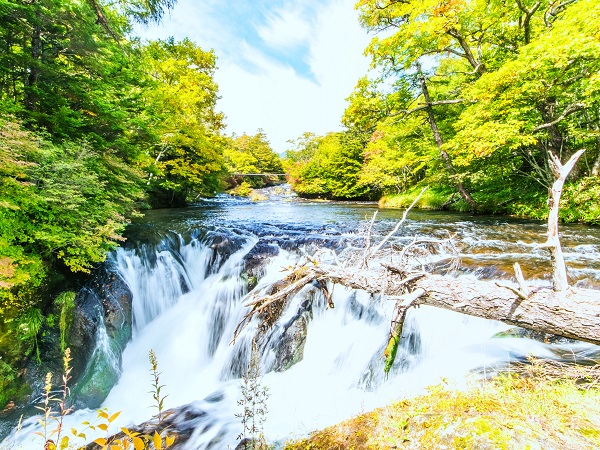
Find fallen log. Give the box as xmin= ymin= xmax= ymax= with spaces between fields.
xmin=233 ymin=150 xmax=599 ymax=372
xmin=233 ymin=261 xmax=600 ymax=346
xmin=406 ymin=275 xmax=600 ymax=346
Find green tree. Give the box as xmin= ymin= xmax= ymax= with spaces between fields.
xmin=286 ymin=131 xmax=371 ymax=199
xmin=448 ymin=0 xmax=600 ymax=216
xmin=337 ymin=0 xmax=598 ymax=219
xmin=225 ymin=131 xmax=283 ymax=174
xmin=358 ymin=116 xmax=436 ymax=195
xmin=142 ymin=38 xmax=226 ymax=206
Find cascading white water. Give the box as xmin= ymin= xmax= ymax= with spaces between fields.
xmin=6 ymin=224 xmax=598 ymax=449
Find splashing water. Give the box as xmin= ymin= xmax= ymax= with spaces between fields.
xmin=5 ymin=201 xmax=600 ymax=449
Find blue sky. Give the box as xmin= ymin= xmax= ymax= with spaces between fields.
xmin=137 ymin=0 xmax=371 ymax=153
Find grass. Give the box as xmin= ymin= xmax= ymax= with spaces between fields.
xmin=376 ymin=178 xmax=600 ymax=225
xmin=284 ymin=361 xmax=600 ymax=449
xmin=378 ymin=186 xmax=461 ymax=211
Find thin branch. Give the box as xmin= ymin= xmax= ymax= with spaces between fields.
xmin=389 ymin=99 xmax=467 ymax=117
xmin=513 ymin=262 xmax=530 ymax=298
xmin=496 ymin=282 xmax=529 ymax=300
xmin=533 ymin=103 xmax=587 ymax=132
xmin=545 ymin=0 xmax=577 ymax=26
xmin=361 ymin=211 xmax=379 ymax=268
xmin=370 ymin=187 xmax=428 ymax=257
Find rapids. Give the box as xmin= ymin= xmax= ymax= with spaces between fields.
xmin=3 ymin=191 xmax=600 ymax=449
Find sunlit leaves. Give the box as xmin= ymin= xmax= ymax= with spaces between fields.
xmin=142 ymin=38 xmax=225 ymax=203
xmin=452 ymin=0 xmax=600 ymax=183
xmin=224 ymin=131 xmax=283 ymax=175
xmin=286 ymin=131 xmax=372 ymax=199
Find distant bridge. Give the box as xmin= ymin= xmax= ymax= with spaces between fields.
xmin=231 ymin=173 xmax=286 ymax=177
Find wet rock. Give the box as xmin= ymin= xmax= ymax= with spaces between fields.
xmin=273 ymin=311 xmax=310 ymax=372
xmin=84 ymin=402 xmax=208 ymax=450
xmin=68 ymin=265 xmax=132 ymax=408
xmin=242 ymin=242 xmax=280 ymax=288
xmin=492 ymin=327 xmax=570 ymax=344
xmin=270 ymin=295 xmax=316 ymax=373
xmin=203 ymin=231 xmax=246 ymax=273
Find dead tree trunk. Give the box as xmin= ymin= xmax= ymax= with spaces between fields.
xmin=404 ymin=275 xmax=600 ymax=345
xmin=543 ymin=150 xmax=584 ymax=291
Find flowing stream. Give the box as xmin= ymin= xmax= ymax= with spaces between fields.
xmin=4 ymin=190 xmax=600 ymax=449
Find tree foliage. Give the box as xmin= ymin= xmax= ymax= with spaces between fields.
xmin=142 ymin=38 xmax=226 ymax=205
xmin=225 ymin=130 xmax=283 ymax=175
xmin=285 ymin=130 xmax=373 ymax=199
xmin=290 ymin=0 xmax=599 ymax=220
xmin=0 ymin=0 xmax=232 ymax=389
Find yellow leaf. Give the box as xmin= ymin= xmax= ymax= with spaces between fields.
xmin=97 ymin=423 xmax=108 ymax=431
xmin=108 ymin=411 xmax=121 ymax=423
xmin=93 ymin=438 xmax=107 ymax=446
xmin=133 ymin=436 xmax=145 ymax=450
xmin=153 ymin=431 xmax=162 ymax=449
xmin=98 ymin=410 xmax=109 ymax=420
xmin=166 ymin=435 xmax=175 ymax=447
xmin=71 ymin=428 xmax=78 ymax=436
xmin=59 ymin=436 xmax=69 ymax=450
xmin=121 ymin=427 xmax=137 ymax=437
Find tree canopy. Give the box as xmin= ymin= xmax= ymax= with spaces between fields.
xmin=287 ymin=0 xmax=599 ymax=221
xmin=0 ymin=0 xmax=237 ymax=396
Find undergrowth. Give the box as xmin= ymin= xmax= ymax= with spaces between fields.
xmin=1 ymin=349 xmax=175 ymax=450
xmin=284 ymin=360 xmax=600 ymax=450
xmin=377 ymin=178 xmax=600 ymax=224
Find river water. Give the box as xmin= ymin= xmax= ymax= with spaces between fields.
xmin=4 ymin=192 xmax=600 ymax=449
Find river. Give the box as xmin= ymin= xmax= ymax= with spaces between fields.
xmin=4 ymin=191 xmax=600 ymax=449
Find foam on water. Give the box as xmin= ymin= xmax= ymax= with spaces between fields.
xmin=5 ymin=227 xmax=598 ymax=449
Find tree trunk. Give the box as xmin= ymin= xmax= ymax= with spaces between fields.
xmin=544 ymin=150 xmax=584 ymax=291
xmin=410 ymin=275 xmax=600 ymax=346
xmin=25 ymin=11 xmax=41 ymax=111
xmin=416 ymin=62 xmax=478 ymax=212
xmin=246 ymin=266 xmax=600 ymax=349
xmin=592 ymin=148 xmax=600 ymax=177
xmin=446 ymin=28 xmax=483 ymax=73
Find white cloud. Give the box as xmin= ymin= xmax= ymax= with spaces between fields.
xmin=136 ymin=0 xmax=372 ymax=154
xmin=257 ymin=7 xmax=312 ymax=49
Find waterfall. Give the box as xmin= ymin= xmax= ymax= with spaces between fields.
xmin=6 ymin=226 xmax=597 ymax=449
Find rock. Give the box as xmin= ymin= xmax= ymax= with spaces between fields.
xmin=492 ymin=327 xmax=570 ymax=344
xmin=273 ymin=311 xmax=310 ymax=372
xmin=68 ymin=265 xmax=133 ymax=408
xmin=242 ymin=242 xmax=280 ymax=290
xmin=235 ymin=438 xmax=265 ymax=449
xmin=83 ymin=401 xmax=222 ymax=450
xmin=270 ymin=292 xmax=317 ymax=372
xmin=203 ymin=231 xmax=246 ymax=273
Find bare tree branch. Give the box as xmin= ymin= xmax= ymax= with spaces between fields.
xmin=389 ymin=99 xmax=468 ymax=118
xmin=533 ymin=103 xmax=587 ymax=132
xmin=542 ymin=149 xmax=586 ymax=291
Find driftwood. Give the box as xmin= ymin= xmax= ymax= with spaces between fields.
xmin=233 ymin=151 xmax=599 ymax=371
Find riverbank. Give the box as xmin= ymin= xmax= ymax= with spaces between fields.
xmin=284 ymin=361 xmax=600 ymax=449
xmin=376 ymin=180 xmax=600 ymax=226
